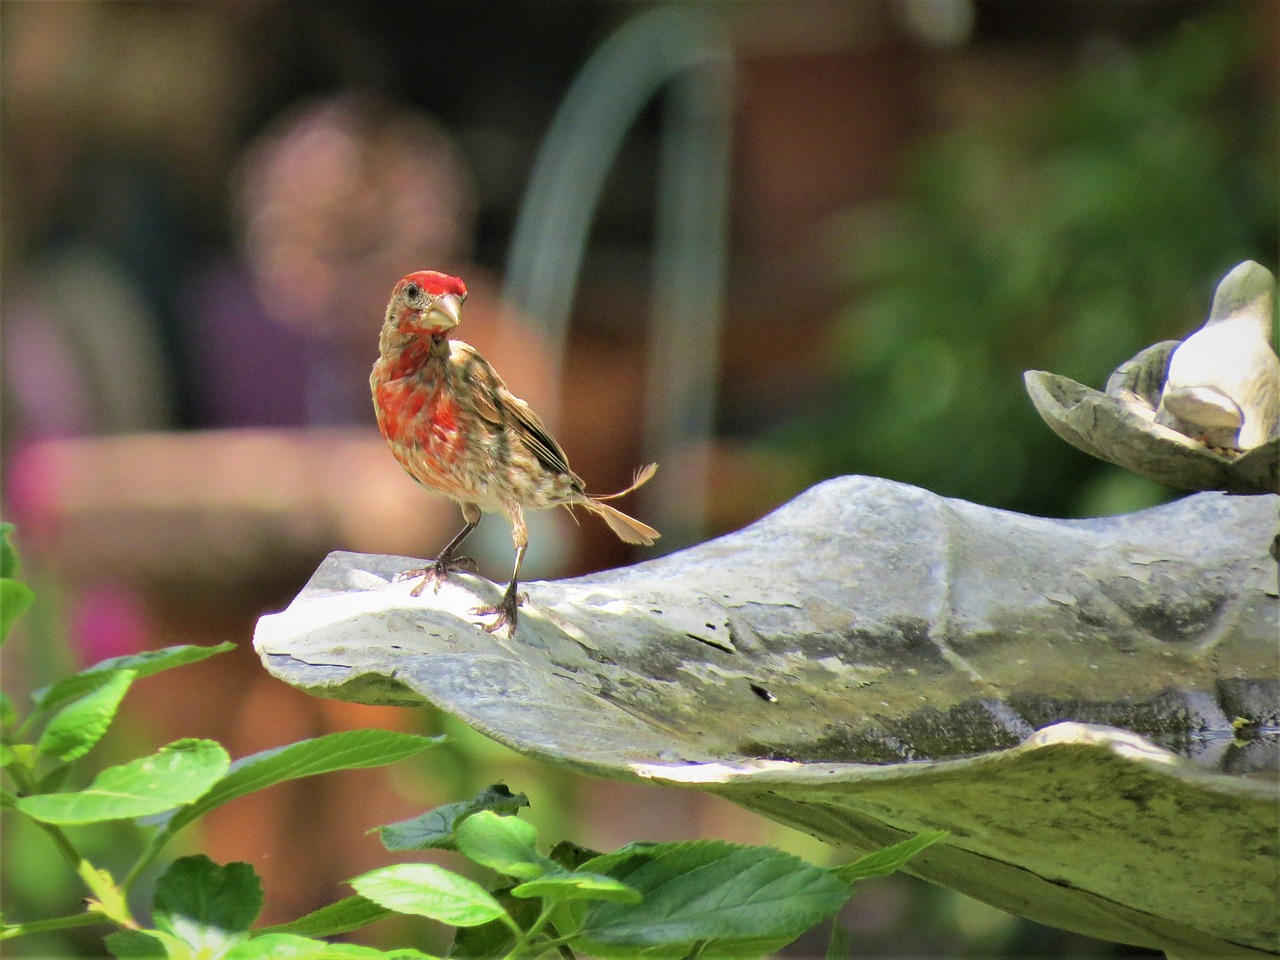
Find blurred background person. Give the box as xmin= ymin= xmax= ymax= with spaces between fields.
xmin=189 ymin=90 xmax=510 ymax=429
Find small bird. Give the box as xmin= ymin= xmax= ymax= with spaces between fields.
xmin=1155 ymin=260 xmax=1279 ymax=452
xmin=371 ymin=270 xmax=659 ymax=634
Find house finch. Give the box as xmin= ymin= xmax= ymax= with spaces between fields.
xmin=371 ymin=270 xmax=659 ymax=634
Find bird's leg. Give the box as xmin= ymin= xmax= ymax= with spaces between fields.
xmin=476 ymin=545 xmax=526 ymax=635
xmin=474 ymin=505 xmax=528 ymax=635
xmin=430 ymin=503 xmax=483 ymax=574
xmin=398 ymin=503 xmax=482 ymax=596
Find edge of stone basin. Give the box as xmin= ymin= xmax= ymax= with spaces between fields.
xmin=255 ymin=581 xmax=1276 ymax=801
xmin=254 ymin=478 xmax=1279 ymax=783
xmin=625 ymin=719 xmax=1279 ymax=797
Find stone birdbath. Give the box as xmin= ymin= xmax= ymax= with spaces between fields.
xmin=255 ymin=263 xmax=1279 ymax=959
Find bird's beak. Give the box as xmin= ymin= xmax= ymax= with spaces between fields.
xmin=424 ymin=293 xmax=463 ymax=331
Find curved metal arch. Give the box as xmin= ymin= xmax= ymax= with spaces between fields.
xmin=503 ymin=7 xmax=734 ymax=543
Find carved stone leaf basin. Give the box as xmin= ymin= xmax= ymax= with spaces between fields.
xmin=1025 ymin=260 xmax=1280 ymax=496
xmin=254 ymin=477 xmax=1280 ymax=959
xmin=1025 ymin=362 xmax=1279 ymax=495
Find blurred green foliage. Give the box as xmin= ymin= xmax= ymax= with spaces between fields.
xmin=781 ymin=6 xmax=1277 ymax=518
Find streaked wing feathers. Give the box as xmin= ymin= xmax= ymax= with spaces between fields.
xmin=450 ymin=341 xmax=579 ymax=483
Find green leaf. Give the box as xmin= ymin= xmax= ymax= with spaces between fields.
xmin=349 ymin=864 xmax=507 ymax=927
xmin=830 ymin=831 xmax=946 ymax=884
xmin=227 ymin=934 xmax=439 ymax=960
xmin=147 ymin=730 xmax=441 ymax=851
xmin=449 ymin=883 xmax=542 ymax=960
xmin=33 ymin=644 xmax=236 ymax=712
xmin=256 ymin=896 xmax=391 ymax=939
xmin=16 ymin=739 xmax=229 ymax=824
xmin=548 ymin=839 xmax=603 ymax=871
xmin=225 ymin=935 xmax=329 ymax=960
xmin=0 ymin=522 xmax=31 ymax=642
xmin=7 ymin=743 xmax=36 ymax=770
xmin=825 ymin=919 xmax=853 ymax=960
xmin=511 ymin=869 xmax=641 ymax=904
xmin=0 ymin=579 xmax=35 ymax=644
xmin=453 ymin=811 xmax=553 ymax=881
xmin=569 ymin=841 xmax=853 ymax=957
xmin=105 ymin=929 xmax=189 ymax=960
xmin=36 ymin=669 xmax=136 ymax=763
xmin=1 ymin=690 xmax=16 ymax=730
xmin=0 ymin=523 xmax=19 ymax=578
xmin=378 ymin=784 xmax=528 ymax=852
xmin=36 ymin=763 xmax=72 ymax=793
xmin=153 ymin=856 xmax=262 ymax=956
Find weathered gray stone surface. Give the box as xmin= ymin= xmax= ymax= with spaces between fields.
xmin=255 ymin=478 xmax=1280 ymax=957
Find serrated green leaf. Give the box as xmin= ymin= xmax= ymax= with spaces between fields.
xmin=153 ymin=856 xmax=262 ymax=956
xmin=511 ymin=869 xmax=641 ymax=904
xmin=147 ymin=730 xmax=441 ymax=851
xmin=256 ymin=896 xmax=391 ymax=939
xmin=0 ymin=579 xmax=35 ymax=644
xmin=226 ymin=933 xmax=440 ymax=960
xmin=453 ymin=811 xmax=553 ymax=881
xmin=570 ymin=840 xmax=852 ymax=957
xmin=33 ymin=644 xmax=236 ymax=712
xmin=15 ymin=739 xmax=229 ymax=824
xmin=378 ymin=784 xmax=528 ymax=852
xmin=105 ymin=929 xmax=186 ymax=960
xmin=36 ymin=669 xmax=136 ymax=763
xmin=830 ymin=831 xmax=947 ymax=884
xmin=350 ymin=864 xmax=506 ymax=927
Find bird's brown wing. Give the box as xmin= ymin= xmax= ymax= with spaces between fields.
xmin=450 ymin=341 xmax=582 ymax=484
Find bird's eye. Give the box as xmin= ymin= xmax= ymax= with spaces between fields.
xmin=404 ymin=283 xmax=420 ymax=300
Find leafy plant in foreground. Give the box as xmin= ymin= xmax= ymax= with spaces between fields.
xmin=1 ymin=524 xmax=944 ymax=958
xmin=359 ymin=804 xmax=944 ymax=959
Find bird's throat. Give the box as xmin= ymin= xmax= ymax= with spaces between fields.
xmin=380 ymin=333 xmax=450 ymax=382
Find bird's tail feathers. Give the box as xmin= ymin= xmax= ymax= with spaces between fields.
xmin=585 ymin=499 xmax=659 ymax=545
xmin=593 ymin=463 xmax=658 ymax=501
xmin=580 ymin=463 xmax=659 ymax=544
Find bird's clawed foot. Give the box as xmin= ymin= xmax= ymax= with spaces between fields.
xmin=396 ymin=554 xmax=480 ymax=597
xmin=473 ymin=586 xmax=528 ymax=636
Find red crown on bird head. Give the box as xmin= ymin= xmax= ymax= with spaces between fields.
xmin=398 ymin=270 xmax=467 ymax=298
